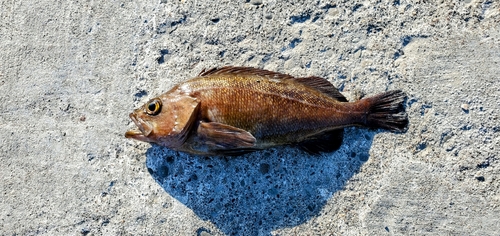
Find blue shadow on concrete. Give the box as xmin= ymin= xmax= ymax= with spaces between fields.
xmin=146 ymin=127 xmax=376 ymax=235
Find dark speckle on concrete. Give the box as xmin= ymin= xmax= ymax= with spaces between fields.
xmin=260 ymin=163 xmax=270 ymax=174
xmin=80 ymin=228 xmax=90 ymax=235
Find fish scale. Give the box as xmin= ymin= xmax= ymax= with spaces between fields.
xmin=126 ymin=66 xmax=408 ymax=156
xmin=189 ymin=75 xmax=337 ymax=132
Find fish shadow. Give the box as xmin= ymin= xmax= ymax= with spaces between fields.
xmin=146 ymin=127 xmax=377 ymax=235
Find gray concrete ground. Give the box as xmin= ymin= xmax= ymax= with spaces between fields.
xmin=1 ymin=0 xmax=499 ymax=235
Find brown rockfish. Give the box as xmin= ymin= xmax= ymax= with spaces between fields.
xmin=125 ymin=67 xmax=408 ymax=155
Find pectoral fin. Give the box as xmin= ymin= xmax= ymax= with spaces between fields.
xmin=197 ymin=122 xmax=256 ymax=150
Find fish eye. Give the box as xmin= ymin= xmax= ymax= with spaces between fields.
xmin=145 ymin=99 xmax=162 ymax=115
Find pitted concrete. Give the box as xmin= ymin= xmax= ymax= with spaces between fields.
xmin=1 ymin=1 xmax=499 ymax=235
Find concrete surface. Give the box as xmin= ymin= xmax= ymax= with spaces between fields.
xmin=1 ymin=0 xmax=499 ymax=235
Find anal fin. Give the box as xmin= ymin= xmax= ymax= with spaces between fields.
xmin=297 ymin=129 xmax=344 ymax=155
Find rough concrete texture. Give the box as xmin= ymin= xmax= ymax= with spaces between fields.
xmin=1 ymin=0 xmax=499 ymax=235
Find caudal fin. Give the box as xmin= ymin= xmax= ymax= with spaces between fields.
xmin=365 ymin=90 xmax=408 ymax=132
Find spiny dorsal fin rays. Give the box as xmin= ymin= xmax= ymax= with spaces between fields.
xmin=199 ymin=66 xmax=347 ymax=102
xmin=198 ymin=66 xmax=294 ymax=80
xmin=291 ymin=76 xmax=348 ymax=102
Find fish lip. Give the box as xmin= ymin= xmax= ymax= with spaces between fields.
xmin=126 ymin=113 xmax=153 ymax=139
xmin=125 ymin=129 xmax=143 ymax=138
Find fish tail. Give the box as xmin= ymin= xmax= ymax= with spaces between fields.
xmin=363 ymin=90 xmax=408 ymax=132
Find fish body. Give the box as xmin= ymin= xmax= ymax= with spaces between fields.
xmin=126 ymin=67 xmax=408 ymax=155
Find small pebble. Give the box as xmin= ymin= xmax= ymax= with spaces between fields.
xmin=461 ymin=103 xmax=469 ymax=111
xmin=197 ymin=228 xmax=212 ymax=236
xmin=200 ymin=231 xmax=212 ymax=236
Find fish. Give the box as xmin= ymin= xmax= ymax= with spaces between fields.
xmin=125 ymin=66 xmax=408 ymax=156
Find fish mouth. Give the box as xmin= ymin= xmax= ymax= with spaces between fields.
xmin=125 ymin=113 xmax=153 ymax=141
xmin=125 ymin=129 xmax=144 ymax=138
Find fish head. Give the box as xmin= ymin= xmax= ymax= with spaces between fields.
xmin=125 ymin=92 xmax=200 ymax=148
xmin=125 ymin=96 xmax=171 ymax=143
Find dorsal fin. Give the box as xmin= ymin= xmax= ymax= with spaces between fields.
xmin=292 ymin=76 xmax=348 ymax=102
xmin=198 ymin=66 xmax=294 ymax=80
xmin=198 ymin=67 xmax=347 ymax=102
